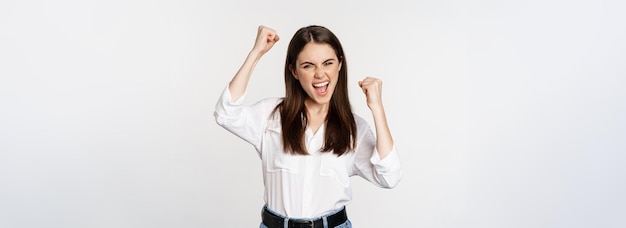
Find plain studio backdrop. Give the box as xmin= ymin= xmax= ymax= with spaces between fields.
xmin=1 ymin=0 xmax=625 ymax=227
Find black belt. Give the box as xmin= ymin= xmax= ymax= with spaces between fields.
xmin=262 ymin=207 xmax=348 ymax=228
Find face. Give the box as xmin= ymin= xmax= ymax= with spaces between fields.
xmin=291 ymin=42 xmax=342 ymax=106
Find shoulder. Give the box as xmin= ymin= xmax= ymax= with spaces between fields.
xmin=352 ymin=113 xmax=372 ymax=131
xmin=353 ymin=113 xmax=368 ymax=124
xmin=255 ymin=97 xmax=284 ymax=121
xmin=352 ymin=113 xmax=375 ymax=148
xmin=253 ymin=97 xmax=284 ymax=110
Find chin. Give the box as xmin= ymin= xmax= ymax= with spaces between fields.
xmin=317 ymin=97 xmax=332 ymax=105
xmin=308 ymin=96 xmax=330 ymax=105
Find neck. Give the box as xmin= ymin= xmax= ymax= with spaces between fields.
xmin=304 ymin=100 xmax=329 ymax=134
xmin=304 ymin=99 xmax=329 ymax=117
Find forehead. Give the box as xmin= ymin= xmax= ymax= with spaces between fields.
xmin=296 ymin=42 xmax=337 ymax=63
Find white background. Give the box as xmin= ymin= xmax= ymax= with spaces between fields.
xmin=1 ymin=0 xmax=625 ymax=227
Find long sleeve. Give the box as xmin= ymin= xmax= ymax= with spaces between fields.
xmin=214 ymin=86 xmax=280 ymax=153
xmin=351 ymin=116 xmax=403 ymax=188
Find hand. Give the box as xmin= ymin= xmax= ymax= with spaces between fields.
xmin=358 ymin=77 xmax=385 ymax=110
xmin=252 ymin=25 xmax=279 ymax=55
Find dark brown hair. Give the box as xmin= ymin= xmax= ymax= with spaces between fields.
xmin=273 ymin=25 xmax=357 ymax=156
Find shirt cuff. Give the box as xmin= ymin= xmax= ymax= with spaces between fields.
xmin=223 ymin=86 xmax=246 ymax=105
xmin=215 ymin=86 xmax=246 ymax=117
xmin=369 ymin=145 xmax=401 ymax=174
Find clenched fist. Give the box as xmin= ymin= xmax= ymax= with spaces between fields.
xmin=358 ymin=77 xmax=385 ymax=110
xmin=252 ymin=25 xmax=280 ymax=55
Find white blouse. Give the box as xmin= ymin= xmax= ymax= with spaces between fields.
xmin=214 ymin=87 xmax=402 ymax=218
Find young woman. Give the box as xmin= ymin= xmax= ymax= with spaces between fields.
xmin=215 ymin=25 xmax=402 ymax=228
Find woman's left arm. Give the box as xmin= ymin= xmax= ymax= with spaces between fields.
xmin=358 ymin=77 xmax=394 ymax=159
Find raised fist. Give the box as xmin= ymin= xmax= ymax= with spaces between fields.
xmin=358 ymin=76 xmax=385 ymax=110
xmin=252 ymin=25 xmax=280 ymax=55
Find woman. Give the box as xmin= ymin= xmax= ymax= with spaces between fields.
xmin=215 ymin=25 xmax=402 ymax=228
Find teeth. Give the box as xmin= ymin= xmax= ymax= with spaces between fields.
xmin=313 ymin=82 xmax=329 ymax=87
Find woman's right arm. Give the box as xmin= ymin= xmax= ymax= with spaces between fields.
xmin=228 ymin=25 xmax=280 ymax=102
xmin=214 ymin=26 xmax=280 ymax=151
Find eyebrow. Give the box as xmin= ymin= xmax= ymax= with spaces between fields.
xmin=299 ymin=58 xmax=336 ymax=66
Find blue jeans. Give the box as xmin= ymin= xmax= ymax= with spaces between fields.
xmin=259 ymin=206 xmax=352 ymax=228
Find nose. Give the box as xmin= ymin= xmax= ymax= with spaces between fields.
xmin=314 ymin=67 xmax=324 ymax=78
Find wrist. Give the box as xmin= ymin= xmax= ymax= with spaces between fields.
xmin=369 ymin=104 xmax=385 ymax=116
xmin=247 ymin=50 xmax=264 ymax=63
xmin=249 ymin=48 xmax=263 ymax=56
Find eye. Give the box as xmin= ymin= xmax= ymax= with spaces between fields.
xmin=323 ymin=61 xmax=334 ymax=66
xmin=302 ymin=64 xmax=312 ymax=69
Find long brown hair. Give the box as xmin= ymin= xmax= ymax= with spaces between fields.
xmin=273 ymin=25 xmax=357 ymax=156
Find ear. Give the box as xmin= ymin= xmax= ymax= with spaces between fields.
xmin=290 ymin=65 xmax=299 ymax=80
xmin=338 ymin=56 xmax=343 ymax=71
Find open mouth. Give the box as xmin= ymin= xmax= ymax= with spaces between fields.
xmin=313 ymin=81 xmax=329 ymax=95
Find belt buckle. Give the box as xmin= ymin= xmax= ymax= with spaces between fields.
xmin=305 ymin=219 xmax=315 ymax=228
xmin=295 ymin=219 xmax=314 ymax=228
